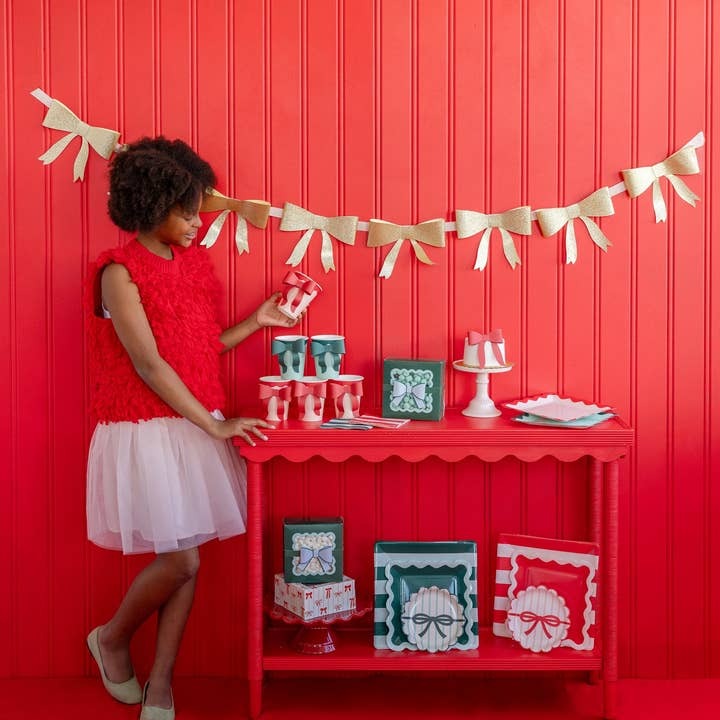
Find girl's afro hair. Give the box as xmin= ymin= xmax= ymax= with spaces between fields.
xmin=108 ymin=136 xmax=217 ymax=232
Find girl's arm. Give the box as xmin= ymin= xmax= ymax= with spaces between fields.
xmin=219 ymin=292 xmax=298 ymax=352
xmin=102 ymin=263 xmax=271 ymax=445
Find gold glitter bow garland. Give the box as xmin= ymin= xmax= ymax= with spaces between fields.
xmin=38 ymin=99 xmax=121 ymax=181
xmin=535 ymin=188 xmax=614 ymax=264
xmin=280 ymin=202 xmax=358 ymax=272
xmin=199 ymin=188 xmax=271 ymax=255
xmin=455 ymin=206 xmax=531 ymax=270
xmin=367 ymin=218 xmax=445 ymax=278
xmin=621 ymin=142 xmax=700 ymax=223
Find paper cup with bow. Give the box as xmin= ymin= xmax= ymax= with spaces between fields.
xmin=293 ymin=377 xmax=327 ymax=422
xmin=271 ymin=335 xmax=308 ymax=381
xmin=310 ymin=335 xmax=346 ymax=380
xmin=277 ymin=270 xmax=322 ymax=320
xmin=327 ymin=375 xmax=364 ymax=419
xmin=258 ymin=376 xmax=292 ymax=422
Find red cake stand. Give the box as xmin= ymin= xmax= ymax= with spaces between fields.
xmin=267 ymin=602 xmax=371 ymax=654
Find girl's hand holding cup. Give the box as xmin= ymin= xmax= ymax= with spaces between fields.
xmin=255 ymin=292 xmax=301 ymax=328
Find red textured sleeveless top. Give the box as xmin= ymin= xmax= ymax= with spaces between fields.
xmin=86 ymin=239 xmax=226 ymax=423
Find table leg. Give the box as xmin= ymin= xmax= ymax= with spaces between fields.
xmin=589 ymin=459 xmax=603 ymax=686
xmin=247 ymin=460 xmax=263 ymax=718
xmin=603 ymin=460 xmax=619 ymax=719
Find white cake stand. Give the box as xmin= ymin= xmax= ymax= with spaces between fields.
xmin=453 ymin=360 xmax=513 ymax=418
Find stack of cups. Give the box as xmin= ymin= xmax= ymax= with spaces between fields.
xmin=260 ymin=333 xmax=363 ymax=422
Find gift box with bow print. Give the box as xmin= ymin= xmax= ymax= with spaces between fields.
xmin=273 ymin=574 xmax=356 ymax=621
xmin=283 ymin=518 xmax=344 ymax=584
xmin=382 ymin=359 xmax=446 ymax=421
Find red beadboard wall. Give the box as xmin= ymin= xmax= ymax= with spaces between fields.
xmin=1 ymin=0 xmax=718 ymax=680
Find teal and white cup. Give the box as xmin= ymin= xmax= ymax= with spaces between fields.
xmin=271 ymin=335 xmax=308 ymax=380
xmin=310 ymin=335 xmax=346 ymax=380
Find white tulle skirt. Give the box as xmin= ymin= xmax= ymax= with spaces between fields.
xmin=86 ymin=411 xmax=247 ymax=555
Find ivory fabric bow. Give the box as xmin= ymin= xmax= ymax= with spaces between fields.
xmin=455 ymin=206 xmax=531 ymax=270
xmin=38 ymin=99 xmax=121 ymax=181
xmin=621 ymin=141 xmax=700 ymax=223
xmin=535 ymin=187 xmax=615 ymax=264
xmin=367 ymin=219 xmax=445 ymax=278
xmin=199 ymin=188 xmax=270 ymax=255
xmin=280 ymin=202 xmax=358 ymax=272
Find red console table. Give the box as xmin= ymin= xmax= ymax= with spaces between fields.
xmin=235 ymin=410 xmax=633 ymax=718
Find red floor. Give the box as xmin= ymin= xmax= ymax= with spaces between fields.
xmin=1 ymin=676 xmax=718 ymax=719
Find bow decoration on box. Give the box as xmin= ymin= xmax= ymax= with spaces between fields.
xmin=400 ymin=612 xmax=465 ymax=639
xmin=535 ymin=187 xmax=615 ymax=264
xmin=467 ymin=329 xmax=504 ymax=369
xmin=271 ymin=337 xmax=306 ymax=375
xmin=293 ymin=381 xmax=326 ymax=415
xmin=507 ymin=610 xmax=571 ymax=639
xmin=38 ymin=99 xmax=121 ymax=182
xmin=310 ymin=338 xmax=346 ymax=376
xmin=297 ymin=545 xmax=334 ymax=573
xmin=455 ymin=206 xmax=531 ymax=270
xmin=281 ymin=202 xmax=358 ymax=272
xmin=367 ymin=218 xmax=445 ymax=278
xmin=199 ymin=188 xmax=271 ymax=255
xmin=390 ymin=379 xmax=427 ymax=411
xmin=329 ymin=380 xmax=363 ymax=415
xmin=282 ymin=271 xmax=321 ymax=314
xmin=621 ymin=138 xmax=701 ymax=223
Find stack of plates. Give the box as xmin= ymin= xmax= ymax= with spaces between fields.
xmin=505 ymin=395 xmax=614 ymax=428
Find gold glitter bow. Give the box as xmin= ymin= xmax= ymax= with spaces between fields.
xmin=38 ymin=99 xmax=121 ymax=181
xmin=199 ymin=188 xmax=270 ymax=255
xmin=280 ymin=202 xmax=358 ymax=273
xmin=535 ymin=187 xmax=614 ymax=264
xmin=455 ymin=206 xmax=531 ymax=270
xmin=621 ymin=143 xmax=700 ymax=223
xmin=367 ymin=218 xmax=445 ymax=278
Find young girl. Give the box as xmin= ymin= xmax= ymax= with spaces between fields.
xmin=85 ymin=137 xmax=295 ymax=719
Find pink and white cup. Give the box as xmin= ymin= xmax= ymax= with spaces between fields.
xmin=327 ymin=375 xmax=363 ymax=419
xmin=258 ymin=376 xmax=292 ymax=422
xmin=278 ymin=270 xmax=323 ymax=320
xmin=293 ymin=377 xmax=327 ymax=422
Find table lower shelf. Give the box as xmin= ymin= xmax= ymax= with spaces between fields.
xmin=263 ymin=627 xmax=601 ymax=672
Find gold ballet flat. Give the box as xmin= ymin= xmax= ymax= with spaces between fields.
xmin=86 ymin=626 xmax=143 ymax=705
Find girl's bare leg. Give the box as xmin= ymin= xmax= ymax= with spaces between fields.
xmin=143 ymin=571 xmax=198 ymax=708
xmin=96 ymin=548 xmax=200 ymax=685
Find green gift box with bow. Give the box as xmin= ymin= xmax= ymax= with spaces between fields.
xmin=382 ymin=359 xmax=446 ymax=421
xmin=283 ymin=518 xmax=344 ymax=584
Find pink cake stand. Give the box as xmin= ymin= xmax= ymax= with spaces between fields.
xmin=453 ymin=360 xmax=513 ymax=417
xmin=267 ymin=603 xmax=371 ymax=654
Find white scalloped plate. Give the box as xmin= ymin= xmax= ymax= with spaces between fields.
xmin=401 ymin=586 xmax=464 ymax=653
xmin=505 ymin=394 xmax=612 ymax=422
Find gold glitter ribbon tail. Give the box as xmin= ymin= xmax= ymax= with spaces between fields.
xmin=286 ymin=229 xmax=316 ymax=267
xmin=378 ymin=240 xmax=404 ymax=279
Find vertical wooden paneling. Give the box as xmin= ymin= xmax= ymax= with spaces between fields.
xmin=0 ymin=0 xmax=14 ymax=678
xmin=488 ymin=0 xmax=524 ymax=581
xmin=708 ymin=0 xmax=720 ymax=679
xmin=599 ymin=0 xmax=634 ymax=677
xmin=3 ymin=0 xmax=720 ymax=682
xmin=376 ymin=0 xmax=413 ymax=540
xmin=669 ymin=0 xmax=707 ymax=678
xmin=634 ymin=0 xmax=672 ymax=678
xmin=13 ymin=0 xmax=51 ymax=676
